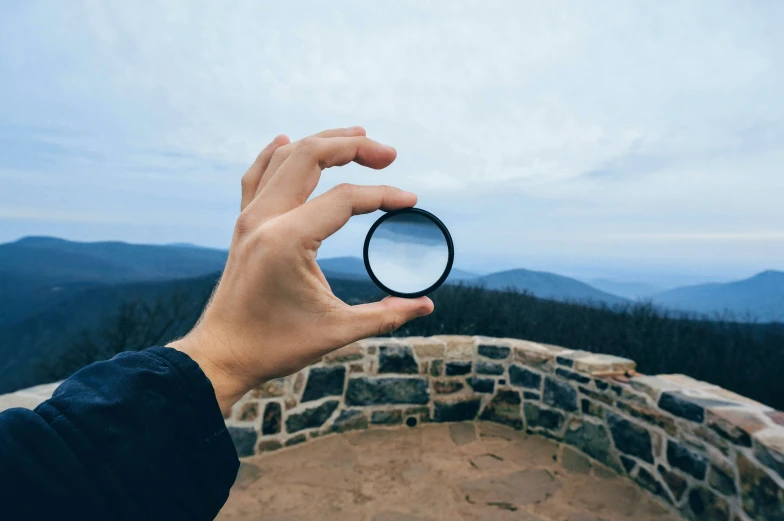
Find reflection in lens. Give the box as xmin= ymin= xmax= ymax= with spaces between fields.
xmin=367 ymin=212 xmax=449 ymax=294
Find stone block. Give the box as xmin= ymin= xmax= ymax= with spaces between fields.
xmin=709 ymin=461 xmax=737 ymax=496
xmin=509 ymin=365 xmax=542 ymax=389
xmin=228 ymin=427 xmax=258 ymax=458
xmin=707 ymin=407 xmax=769 ymax=447
xmin=477 ymin=343 xmax=511 ymax=360
xmin=686 ymin=486 xmax=731 ymax=521
xmin=323 ymin=342 xmax=364 ymax=363
xmin=657 ymin=464 xmax=688 ymax=502
xmin=659 ymin=374 xmax=717 ymax=390
xmin=262 ymin=402 xmax=281 ymax=435
xmin=633 ymin=466 xmax=669 ymax=504
xmin=704 ymin=387 xmax=771 ymax=409
xmin=257 ymin=440 xmax=282 ymax=453
xmin=301 ymin=366 xmax=346 ymax=402
xmin=737 ymin=452 xmax=784 ymax=521
xmin=445 ymin=361 xmax=472 ymax=376
xmin=606 ymin=411 xmax=654 ymax=463
xmin=629 ymin=375 xmax=683 ymax=400
xmin=578 ymin=386 xmax=614 ymax=405
xmin=429 ymin=359 xmax=444 ymax=377
xmin=475 ymin=360 xmax=504 ymax=375
xmin=433 ymin=398 xmax=481 ymax=422
xmin=330 ymin=409 xmax=368 ymax=433
xmin=659 ymin=391 xmax=733 ymax=423
xmin=620 ymin=455 xmax=636 ymax=473
xmin=556 ymin=368 xmax=591 ymax=384
xmin=616 ymin=400 xmax=676 ymax=435
xmin=433 ymin=380 xmax=464 ymax=394
xmin=405 ymin=336 xmax=446 ymax=358
xmin=524 ymin=402 xmax=565 ymax=432
xmin=285 ymin=434 xmax=307 ymax=446
xmin=555 ymin=350 xmax=593 ymax=367
xmin=523 ymin=391 xmax=540 ymax=400
xmin=667 ymin=440 xmax=707 ymax=479
xmin=767 ymin=411 xmax=784 ymax=426
xmin=359 ymin=337 xmax=401 ymax=349
xmin=345 ymin=377 xmax=429 ymax=406
xmin=238 ymin=402 xmax=258 ymax=422
xmin=371 ymin=410 xmax=402 ymax=425
xmin=479 ymin=389 xmax=523 ymax=429
xmin=564 ymin=417 xmax=621 ymax=472
xmin=432 ymin=335 xmax=475 ymax=359
xmin=285 ymin=400 xmax=339 ymax=433
xmin=753 ymin=427 xmax=784 ymax=479
xmin=378 ymin=344 xmax=419 ymax=374
xmin=466 ymin=376 xmax=495 ymax=394
xmin=581 ymin=399 xmax=604 ymax=418
xmin=251 ymin=378 xmax=287 ymax=398
xmin=573 ymin=354 xmax=636 ymax=375
xmin=543 ymin=376 xmax=578 ymax=412
xmin=511 ymin=340 xmax=557 ymax=369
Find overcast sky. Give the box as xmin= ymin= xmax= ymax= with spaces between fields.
xmin=1 ymin=1 xmax=783 ymax=284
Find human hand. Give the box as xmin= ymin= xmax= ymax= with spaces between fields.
xmin=169 ymin=127 xmax=434 ymax=414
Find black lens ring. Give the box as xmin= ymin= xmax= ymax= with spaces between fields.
xmin=363 ymin=207 xmax=454 ymax=298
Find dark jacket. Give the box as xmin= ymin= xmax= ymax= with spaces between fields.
xmin=0 ymin=347 xmax=239 ymax=520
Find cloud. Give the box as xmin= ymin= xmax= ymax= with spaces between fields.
xmin=1 ymin=0 xmax=783 ymax=278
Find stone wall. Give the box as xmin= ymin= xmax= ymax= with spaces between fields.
xmin=0 ymin=335 xmax=781 ymax=520
xmin=225 ymin=335 xmax=784 ymax=521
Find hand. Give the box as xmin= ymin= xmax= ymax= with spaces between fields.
xmin=169 ymin=127 xmax=435 ymax=415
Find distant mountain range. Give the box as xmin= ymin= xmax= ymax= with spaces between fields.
xmin=0 ymin=236 xmax=229 ymax=328
xmin=1 ymin=237 xmax=783 ymax=392
xmin=650 ymin=270 xmax=784 ymax=322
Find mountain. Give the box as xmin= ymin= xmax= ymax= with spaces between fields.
xmin=0 ymin=237 xmax=228 ymax=328
xmin=651 ymin=270 xmax=784 ymax=322
xmin=587 ymin=278 xmax=664 ymax=299
xmin=317 ymin=256 xmax=369 ymax=280
xmin=316 ymin=256 xmax=478 ymax=282
xmin=467 ymin=269 xmax=629 ymax=306
xmin=0 ymin=270 xmax=383 ymax=394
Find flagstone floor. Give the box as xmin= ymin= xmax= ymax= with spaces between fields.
xmin=216 ymin=422 xmax=684 ymax=521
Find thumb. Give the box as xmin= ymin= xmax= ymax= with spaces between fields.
xmin=344 ymin=296 xmax=434 ymax=340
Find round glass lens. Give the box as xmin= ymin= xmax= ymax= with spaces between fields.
xmin=365 ymin=209 xmax=452 ymax=296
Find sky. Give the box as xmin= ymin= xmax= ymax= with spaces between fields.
xmin=1 ymin=1 xmax=783 ymax=286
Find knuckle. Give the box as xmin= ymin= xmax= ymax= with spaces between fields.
xmin=296 ymin=137 xmax=319 ymax=153
xmin=378 ymin=313 xmax=404 ymax=335
xmin=235 ymin=210 xmax=255 ymax=238
xmin=270 ymin=146 xmax=289 ymax=162
xmin=240 ymin=173 xmax=253 ymax=190
xmin=333 ymin=183 xmax=356 ymax=199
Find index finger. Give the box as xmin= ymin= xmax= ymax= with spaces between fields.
xmin=290 ymin=184 xmax=417 ymax=242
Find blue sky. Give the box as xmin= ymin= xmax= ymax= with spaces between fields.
xmin=1 ymin=1 xmax=783 ymax=285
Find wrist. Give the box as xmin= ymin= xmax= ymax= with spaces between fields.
xmin=167 ymin=327 xmax=254 ymax=417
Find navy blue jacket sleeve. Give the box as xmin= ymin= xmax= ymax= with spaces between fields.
xmin=0 ymin=346 xmax=240 ymax=520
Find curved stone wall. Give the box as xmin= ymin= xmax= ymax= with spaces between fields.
xmin=0 ymin=335 xmax=781 ymax=520
xmin=224 ymin=335 xmax=783 ymax=521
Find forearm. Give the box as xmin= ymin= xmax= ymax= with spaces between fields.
xmin=0 ymin=347 xmax=239 ymax=521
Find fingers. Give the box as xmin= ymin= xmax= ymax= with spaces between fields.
xmin=254 ymin=127 xmax=367 ymax=198
xmin=340 ymin=296 xmax=434 ymax=341
xmin=292 ymin=184 xmax=417 ymax=242
xmin=255 ymin=136 xmax=397 ymax=219
xmin=241 ymin=135 xmax=290 ymax=211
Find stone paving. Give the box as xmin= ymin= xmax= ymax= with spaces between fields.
xmin=216 ymin=422 xmax=684 ymax=521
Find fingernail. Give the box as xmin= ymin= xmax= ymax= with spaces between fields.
xmin=348 ymin=126 xmax=364 ymax=132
